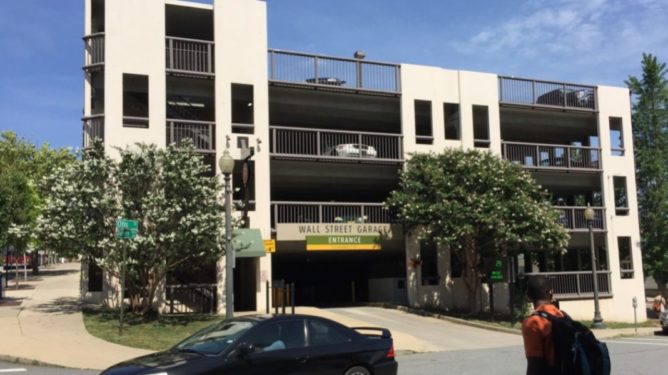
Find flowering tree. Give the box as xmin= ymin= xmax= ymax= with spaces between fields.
xmin=386 ymin=149 xmax=569 ymax=313
xmin=38 ymin=140 xmax=226 ymax=316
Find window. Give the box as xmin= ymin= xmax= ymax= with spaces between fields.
xmin=308 ymin=320 xmax=351 ymax=346
xmin=233 ymin=160 xmax=255 ymax=211
xmin=444 ymin=103 xmax=460 ymax=140
xmin=243 ymin=320 xmax=306 ymax=352
xmin=414 ymin=100 xmax=433 ymax=144
xmin=123 ymin=74 xmax=149 ymax=128
xmin=88 ymin=262 xmax=103 ymax=292
xmin=450 ymin=251 xmax=462 ymax=278
xmin=613 ymin=176 xmax=629 ymax=215
xmin=609 ymin=117 xmax=624 ymax=156
xmin=420 ymin=240 xmax=439 ymax=285
xmin=232 ymin=84 xmax=254 ymax=134
xmin=473 ymin=105 xmax=490 ymax=148
xmin=618 ymin=237 xmax=634 ymax=279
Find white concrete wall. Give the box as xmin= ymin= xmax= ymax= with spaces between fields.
xmin=104 ymin=0 xmax=166 ymax=158
xmin=214 ymin=0 xmax=271 ymax=313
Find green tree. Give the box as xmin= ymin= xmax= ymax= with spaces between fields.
xmin=37 ymin=141 xmax=226 ymax=316
xmin=386 ymin=150 xmax=569 ymax=313
xmin=626 ymin=53 xmax=668 ymax=292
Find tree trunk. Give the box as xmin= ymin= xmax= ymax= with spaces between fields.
xmin=461 ymin=235 xmax=481 ymax=314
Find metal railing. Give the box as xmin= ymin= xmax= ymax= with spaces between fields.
xmin=499 ymin=76 xmax=597 ymax=111
xmin=83 ymin=115 xmax=104 ymax=148
xmin=83 ymin=33 xmax=105 ymax=69
xmin=554 ymin=206 xmax=605 ymax=231
xmin=165 ymin=284 xmax=217 ymax=314
xmin=166 ymin=36 xmax=214 ymax=76
xmin=268 ymin=49 xmax=401 ymax=94
xmin=502 ymin=141 xmax=602 ymax=170
xmin=528 ymin=271 xmax=612 ymax=299
xmin=270 ymin=126 xmax=403 ymax=162
xmin=167 ymin=120 xmax=215 ymax=153
xmin=272 ymin=201 xmax=392 ymax=226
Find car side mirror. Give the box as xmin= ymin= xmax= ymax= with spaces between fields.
xmin=231 ymin=343 xmax=254 ymax=360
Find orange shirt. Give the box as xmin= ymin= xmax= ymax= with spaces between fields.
xmin=522 ymin=304 xmax=565 ymax=366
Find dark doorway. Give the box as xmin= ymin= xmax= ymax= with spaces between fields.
xmin=234 ymin=258 xmax=258 ymax=311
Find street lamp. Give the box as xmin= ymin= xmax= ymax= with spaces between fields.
xmin=219 ymin=149 xmax=235 ymax=319
xmin=584 ymin=203 xmax=605 ymax=329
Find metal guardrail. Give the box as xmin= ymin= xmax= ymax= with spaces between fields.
xmin=83 ymin=33 xmax=105 ymax=69
xmin=167 ymin=120 xmax=215 ymax=153
xmin=502 ymin=141 xmax=602 ymax=170
xmin=166 ymin=36 xmax=214 ymax=76
xmin=270 ymin=126 xmax=403 ymax=162
xmin=554 ymin=206 xmax=605 ymax=231
xmin=165 ymin=283 xmax=217 ymax=314
xmin=528 ymin=271 xmax=612 ymax=299
xmin=83 ymin=114 xmax=104 ymax=148
xmin=268 ymin=49 xmax=401 ymax=94
xmin=498 ymin=76 xmax=597 ymax=111
xmin=272 ymin=201 xmax=391 ymax=226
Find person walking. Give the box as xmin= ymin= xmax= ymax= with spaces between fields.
xmin=522 ymin=275 xmax=564 ymax=375
xmin=653 ymin=291 xmax=666 ymax=316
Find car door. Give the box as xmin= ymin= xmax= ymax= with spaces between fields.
xmin=304 ymin=318 xmax=358 ymax=375
xmin=231 ymin=319 xmax=310 ymax=375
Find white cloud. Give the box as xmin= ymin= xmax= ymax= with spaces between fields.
xmin=452 ymin=0 xmax=668 ymax=84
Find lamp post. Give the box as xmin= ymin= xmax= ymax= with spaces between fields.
xmin=219 ymin=149 xmax=235 ymax=319
xmin=584 ymin=204 xmax=605 ymax=329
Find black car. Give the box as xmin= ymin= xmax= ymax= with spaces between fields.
xmin=101 ymin=314 xmax=398 ymax=375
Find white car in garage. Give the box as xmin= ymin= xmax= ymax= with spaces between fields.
xmin=332 ymin=143 xmax=378 ymax=158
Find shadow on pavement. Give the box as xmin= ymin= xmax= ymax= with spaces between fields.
xmin=31 ymin=297 xmax=81 ymax=314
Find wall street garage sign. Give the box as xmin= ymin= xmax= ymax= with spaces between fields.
xmin=306 ymin=235 xmax=381 ymax=251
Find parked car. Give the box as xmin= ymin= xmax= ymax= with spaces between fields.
xmin=101 ymin=314 xmax=398 ymax=375
xmin=331 ymin=144 xmax=378 ymax=158
xmin=305 ymin=77 xmax=347 ymax=86
xmin=660 ymin=310 xmax=668 ymax=334
xmin=536 ymin=88 xmax=594 ymax=108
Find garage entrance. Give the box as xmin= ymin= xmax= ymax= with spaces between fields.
xmin=272 ymin=248 xmax=406 ymax=307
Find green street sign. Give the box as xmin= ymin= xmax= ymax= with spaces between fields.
xmin=116 ymin=219 xmax=138 ymax=239
xmin=490 ymin=259 xmax=505 ymax=282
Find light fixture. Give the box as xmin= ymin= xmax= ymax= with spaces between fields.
xmin=354 ymin=50 xmax=366 ymax=59
xmin=218 ymin=149 xmax=235 ymax=174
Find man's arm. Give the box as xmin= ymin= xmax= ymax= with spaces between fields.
xmin=526 ymin=357 xmax=546 ymax=375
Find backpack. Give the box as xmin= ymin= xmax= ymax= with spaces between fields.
xmin=533 ymin=311 xmax=611 ymax=375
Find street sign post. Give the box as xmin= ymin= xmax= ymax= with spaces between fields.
xmin=116 ymin=219 xmax=138 ymax=335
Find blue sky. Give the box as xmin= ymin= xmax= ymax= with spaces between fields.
xmin=1 ymin=0 xmax=667 ymax=149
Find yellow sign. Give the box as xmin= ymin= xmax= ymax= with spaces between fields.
xmin=263 ymin=239 xmax=276 ymax=253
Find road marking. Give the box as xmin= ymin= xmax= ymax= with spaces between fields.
xmin=0 ymin=369 xmax=27 ymax=373
xmin=606 ymin=340 xmax=668 ymax=347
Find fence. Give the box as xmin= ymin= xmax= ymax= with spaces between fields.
xmin=268 ymin=49 xmax=401 ymax=94
xmin=166 ymin=37 xmax=214 ymax=76
xmin=554 ymin=206 xmax=605 ymax=231
xmin=166 ymin=120 xmax=215 ymax=153
xmin=270 ymin=126 xmax=403 ymax=162
xmin=164 ymin=284 xmax=217 ymax=314
xmin=83 ymin=115 xmax=105 ymax=148
xmin=499 ymin=76 xmax=597 ymax=110
xmin=272 ymin=202 xmax=391 ymax=226
xmin=502 ymin=142 xmax=601 ymax=170
xmin=528 ymin=271 xmax=612 ymax=299
xmin=83 ymin=33 xmax=105 ymax=69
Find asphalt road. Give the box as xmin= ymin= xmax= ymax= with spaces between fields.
xmin=397 ymin=334 xmax=668 ymax=375
xmin=0 ymin=361 xmax=97 ymax=375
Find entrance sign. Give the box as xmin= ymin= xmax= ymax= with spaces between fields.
xmin=276 ymin=223 xmax=401 ymax=242
xmin=116 ymin=219 xmax=138 ymax=239
xmin=306 ymin=235 xmax=381 ymax=251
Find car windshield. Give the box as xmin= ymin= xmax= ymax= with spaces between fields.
xmin=173 ymin=319 xmax=257 ymax=355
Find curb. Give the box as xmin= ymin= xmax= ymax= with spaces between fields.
xmin=367 ymin=303 xmax=522 ymax=335
xmin=0 ymin=354 xmax=65 ymax=369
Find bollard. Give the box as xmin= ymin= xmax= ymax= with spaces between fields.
xmin=290 ymin=283 xmax=295 ymax=315
xmin=266 ymin=281 xmax=270 ymax=314
xmin=632 ymin=296 xmax=638 ymax=336
xmin=282 ymin=285 xmax=287 ymax=315
xmin=273 ymin=285 xmax=279 ymax=315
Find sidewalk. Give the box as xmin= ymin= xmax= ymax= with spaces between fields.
xmin=0 ymin=262 xmax=151 ymax=370
xmin=0 ymin=263 xmax=662 ymax=370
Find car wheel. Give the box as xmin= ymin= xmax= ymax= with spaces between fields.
xmin=344 ymin=366 xmax=370 ymax=375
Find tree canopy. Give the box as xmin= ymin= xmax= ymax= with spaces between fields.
xmin=626 ymin=53 xmax=668 ymax=289
xmin=386 ymin=149 xmax=569 ymax=312
xmin=37 ymin=140 xmax=226 ymax=315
